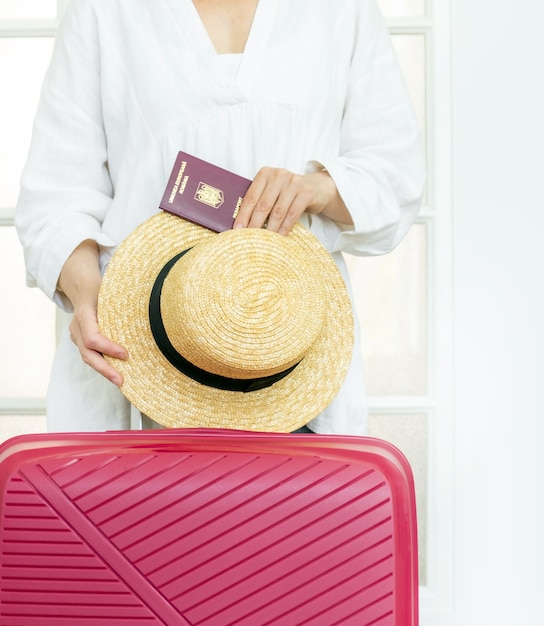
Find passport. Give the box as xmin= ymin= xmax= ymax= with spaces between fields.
xmin=159 ymin=151 xmax=252 ymax=232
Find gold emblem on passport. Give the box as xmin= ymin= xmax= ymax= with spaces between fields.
xmin=194 ymin=182 xmax=224 ymax=209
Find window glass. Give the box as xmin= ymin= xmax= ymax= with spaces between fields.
xmin=0 ymin=226 xmax=56 ymax=397
xmin=378 ymin=0 xmax=426 ymax=18
xmin=0 ymin=37 xmax=54 ymax=208
xmin=392 ymin=34 xmax=427 ymax=142
xmin=345 ymin=223 xmax=428 ymax=396
xmin=0 ymin=415 xmax=47 ymax=446
xmin=0 ymin=1 xmax=57 ymax=20
xmin=368 ymin=412 xmax=427 ymax=583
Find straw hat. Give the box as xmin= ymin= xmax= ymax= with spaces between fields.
xmin=97 ymin=212 xmax=353 ymax=431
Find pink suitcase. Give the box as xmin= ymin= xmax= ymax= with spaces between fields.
xmin=0 ymin=430 xmax=418 ymax=625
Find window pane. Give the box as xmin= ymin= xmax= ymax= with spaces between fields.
xmin=345 ymin=223 xmax=428 ymax=396
xmin=0 ymin=0 xmax=57 ymax=20
xmin=392 ymin=34 xmax=426 ymax=141
xmin=378 ymin=0 xmax=426 ymax=18
xmin=368 ymin=412 xmax=427 ymax=584
xmin=0 ymin=415 xmax=47 ymax=445
xmin=0 ymin=37 xmax=54 ymax=208
xmin=0 ymin=226 xmax=56 ymax=397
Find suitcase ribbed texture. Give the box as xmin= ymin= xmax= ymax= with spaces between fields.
xmin=0 ymin=433 xmax=416 ymax=625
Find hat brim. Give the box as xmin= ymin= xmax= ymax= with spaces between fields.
xmin=98 ymin=212 xmax=354 ymax=432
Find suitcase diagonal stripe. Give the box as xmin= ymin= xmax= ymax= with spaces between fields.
xmin=12 ymin=465 xmax=191 ymax=626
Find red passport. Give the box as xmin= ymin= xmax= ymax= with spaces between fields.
xmin=160 ymin=152 xmax=252 ymax=232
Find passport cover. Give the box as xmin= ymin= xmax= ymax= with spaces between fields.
xmin=160 ymin=152 xmax=252 ymax=232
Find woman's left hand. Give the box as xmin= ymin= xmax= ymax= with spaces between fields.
xmin=233 ymin=167 xmax=352 ymax=235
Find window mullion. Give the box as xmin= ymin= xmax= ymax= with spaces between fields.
xmin=387 ymin=17 xmax=433 ymax=32
xmin=0 ymin=398 xmax=46 ymax=416
xmin=0 ymin=22 xmax=57 ymax=37
xmin=0 ymin=209 xmax=14 ymax=227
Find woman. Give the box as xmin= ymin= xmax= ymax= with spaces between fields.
xmin=16 ymin=0 xmax=425 ymax=434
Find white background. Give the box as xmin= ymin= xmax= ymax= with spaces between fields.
xmin=444 ymin=0 xmax=544 ymax=623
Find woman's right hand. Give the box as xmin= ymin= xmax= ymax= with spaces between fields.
xmin=69 ymin=296 xmax=128 ymax=387
xmin=58 ymin=240 xmax=128 ymax=386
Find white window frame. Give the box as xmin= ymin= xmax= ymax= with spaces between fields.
xmin=380 ymin=3 xmax=455 ymax=623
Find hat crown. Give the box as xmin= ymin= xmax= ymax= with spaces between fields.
xmin=160 ymin=229 xmax=326 ymax=379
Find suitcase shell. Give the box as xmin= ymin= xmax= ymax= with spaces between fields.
xmin=0 ymin=430 xmax=418 ymax=625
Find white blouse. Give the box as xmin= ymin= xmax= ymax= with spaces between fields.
xmin=16 ymin=0 xmax=425 ymax=435
xmin=219 ymin=53 xmax=243 ymax=81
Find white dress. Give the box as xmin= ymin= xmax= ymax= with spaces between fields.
xmin=15 ymin=0 xmax=426 ymax=434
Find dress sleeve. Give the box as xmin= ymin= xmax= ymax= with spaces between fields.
xmin=15 ymin=0 xmax=115 ymax=310
xmin=308 ymin=0 xmax=426 ymax=256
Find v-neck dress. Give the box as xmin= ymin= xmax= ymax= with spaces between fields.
xmin=15 ymin=0 xmax=426 ymax=435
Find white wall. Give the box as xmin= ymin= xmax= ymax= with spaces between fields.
xmin=451 ymin=1 xmax=544 ymax=623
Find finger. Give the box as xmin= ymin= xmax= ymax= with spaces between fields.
xmin=246 ymin=168 xmax=295 ymax=229
xmin=236 ymin=167 xmax=294 ymax=229
xmin=263 ymin=186 xmax=298 ymax=233
xmin=70 ymin=322 xmax=125 ymax=387
xmin=80 ymin=345 xmax=125 ymax=387
xmin=75 ymin=306 xmax=128 ymax=360
xmin=246 ymin=185 xmax=282 ymax=229
xmin=233 ymin=176 xmax=267 ymax=229
xmin=84 ymin=331 xmax=129 ymax=361
xmin=70 ymin=310 xmax=128 ymax=386
xmin=277 ymin=193 xmax=311 ymax=236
